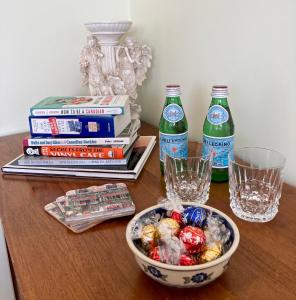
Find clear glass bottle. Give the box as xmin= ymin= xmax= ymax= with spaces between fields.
xmin=202 ymin=85 xmax=234 ymax=182
xmin=159 ymin=84 xmax=188 ymax=175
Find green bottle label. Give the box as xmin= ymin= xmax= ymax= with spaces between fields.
xmin=159 ymin=131 xmax=188 ymax=162
xmin=202 ymin=134 xmax=234 ymax=168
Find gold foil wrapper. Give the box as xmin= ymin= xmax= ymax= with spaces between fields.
xmin=157 ymin=218 xmax=180 ymax=238
xmin=141 ymin=224 xmax=158 ymax=250
xmin=200 ymin=243 xmax=222 ymax=263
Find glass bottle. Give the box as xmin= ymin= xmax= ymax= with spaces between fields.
xmin=159 ymin=84 xmax=188 ymax=175
xmin=202 ymin=85 xmax=234 ymax=182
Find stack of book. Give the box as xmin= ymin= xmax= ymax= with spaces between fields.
xmin=2 ymin=96 xmax=156 ymax=179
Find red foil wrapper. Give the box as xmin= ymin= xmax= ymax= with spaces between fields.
xmin=179 ymin=226 xmax=206 ymax=254
xmin=149 ymin=247 xmax=161 ymax=262
xmin=149 ymin=246 xmax=169 ymax=263
xmin=170 ymin=210 xmax=184 ymax=226
xmin=179 ymin=254 xmax=199 ymax=266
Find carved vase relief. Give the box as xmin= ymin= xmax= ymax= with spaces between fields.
xmin=80 ymin=21 xmax=152 ymax=119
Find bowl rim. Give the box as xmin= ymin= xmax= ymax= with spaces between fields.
xmin=84 ymin=21 xmax=133 ymax=26
xmin=126 ymin=202 xmax=240 ymax=271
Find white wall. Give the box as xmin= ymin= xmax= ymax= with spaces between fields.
xmin=130 ymin=0 xmax=296 ymax=186
xmin=0 ymin=0 xmax=128 ymax=136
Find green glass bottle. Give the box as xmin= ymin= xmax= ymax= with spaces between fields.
xmin=159 ymin=85 xmax=188 ymax=175
xmin=202 ymin=85 xmax=234 ymax=182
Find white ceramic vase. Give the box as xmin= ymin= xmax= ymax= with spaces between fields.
xmin=84 ymin=21 xmax=132 ymax=77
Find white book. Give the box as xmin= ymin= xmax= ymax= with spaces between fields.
xmin=30 ymin=95 xmax=129 ymax=116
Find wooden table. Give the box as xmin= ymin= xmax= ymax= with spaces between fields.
xmin=0 ymin=122 xmax=295 ymax=300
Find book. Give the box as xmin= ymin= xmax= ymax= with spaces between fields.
xmin=2 ymin=136 xmax=156 ymax=180
xmin=29 ymin=104 xmax=131 ymax=138
xmin=24 ymin=145 xmax=125 ymax=159
xmin=18 ymin=144 xmax=134 ymax=166
xmin=23 ymin=119 xmax=140 ymax=146
xmin=23 ymin=133 xmax=138 ymax=159
xmin=30 ymin=95 xmax=129 ymax=116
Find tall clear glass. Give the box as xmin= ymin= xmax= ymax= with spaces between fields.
xmin=164 ymin=151 xmax=212 ymax=204
xmin=229 ymin=147 xmax=286 ymax=222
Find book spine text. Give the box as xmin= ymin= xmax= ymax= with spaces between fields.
xmin=23 ymin=146 xmax=124 ymax=159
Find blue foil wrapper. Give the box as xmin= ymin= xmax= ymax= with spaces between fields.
xmin=182 ymin=207 xmax=207 ymax=228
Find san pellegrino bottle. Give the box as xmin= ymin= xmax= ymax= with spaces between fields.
xmin=202 ymin=85 xmax=234 ymax=182
xmin=159 ymin=85 xmax=188 ymax=175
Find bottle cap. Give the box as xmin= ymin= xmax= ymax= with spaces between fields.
xmin=166 ymin=84 xmax=181 ymax=97
xmin=211 ymin=85 xmax=228 ymax=98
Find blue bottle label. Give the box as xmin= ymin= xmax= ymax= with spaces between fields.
xmin=163 ymin=104 xmax=184 ymax=123
xmin=202 ymin=135 xmax=234 ymax=168
xmin=159 ymin=131 xmax=188 ymax=162
xmin=207 ymin=105 xmax=229 ymax=125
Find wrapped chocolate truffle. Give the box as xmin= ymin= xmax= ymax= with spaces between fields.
xmin=141 ymin=224 xmax=159 ymax=250
xmin=182 ymin=207 xmax=207 ymax=228
xmin=149 ymin=236 xmax=184 ymax=265
xmin=170 ymin=210 xmax=184 ymax=226
xmin=179 ymin=226 xmax=206 ymax=254
xmin=200 ymin=242 xmax=222 ymax=263
xmin=157 ymin=218 xmax=180 ymax=239
xmin=179 ymin=254 xmax=199 ymax=266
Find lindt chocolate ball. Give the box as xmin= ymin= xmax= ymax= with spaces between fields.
xmin=157 ymin=218 xmax=180 ymax=239
xmin=182 ymin=207 xmax=207 ymax=228
xmin=170 ymin=210 xmax=184 ymax=226
xmin=141 ymin=224 xmax=158 ymax=250
xmin=149 ymin=246 xmax=169 ymax=263
xmin=179 ymin=226 xmax=206 ymax=254
xmin=179 ymin=254 xmax=199 ymax=266
xmin=200 ymin=243 xmax=222 ymax=263
xmin=149 ymin=247 xmax=160 ymax=262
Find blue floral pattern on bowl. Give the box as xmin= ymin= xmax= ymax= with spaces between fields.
xmin=143 ymin=265 xmax=168 ymax=281
xmin=183 ymin=272 xmax=213 ymax=285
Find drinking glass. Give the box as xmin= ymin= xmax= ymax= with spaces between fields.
xmin=229 ymin=147 xmax=286 ymax=222
xmin=164 ymin=151 xmax=212 ymax=204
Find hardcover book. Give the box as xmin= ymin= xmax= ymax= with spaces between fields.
xmin=18 ymin=143 xmax=135 ymax=166
xmin=30 ymin=95 xmax=129 ymax=116
xmin=23 ymin=134 xmax=138 ymax=159
xmin=2 ymin=136 xmax=156 ymax=180
xmin=29 ymin=104 xmax=131 ymax=138
xmin=24 ymin=145 xmax=124 ymax=159
xmin=23 ymin=119 xmax=140 ymax=146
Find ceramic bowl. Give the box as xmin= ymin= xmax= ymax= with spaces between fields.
xmin=126 ymin=203 xmax=240 ymax=288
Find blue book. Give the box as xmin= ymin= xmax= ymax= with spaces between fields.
xmin=29 ymin=105 xmax=131 ymax=138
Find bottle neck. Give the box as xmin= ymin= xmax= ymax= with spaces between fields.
xmin=165 ymin=96 xmax=182 ymax=106
xmin=210 ymin=97 xmax=229 ymax=108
